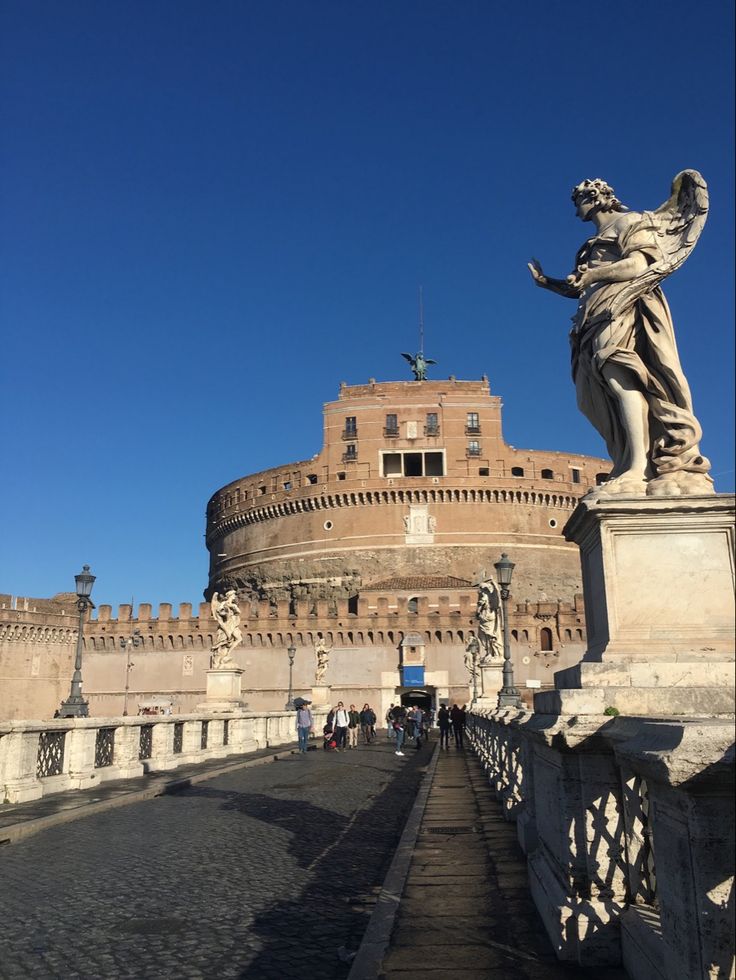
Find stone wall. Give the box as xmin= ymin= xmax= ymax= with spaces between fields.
xmin=0 ymin=590 xmax=587 ymax=720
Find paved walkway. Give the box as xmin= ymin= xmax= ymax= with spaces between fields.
xmin=0 ymin=745 xmax=301 ymax=844
xmin=0 ymin=738 xmax=429 ymax=979
xmin=378 ymin=746 xmax=625 ymax=980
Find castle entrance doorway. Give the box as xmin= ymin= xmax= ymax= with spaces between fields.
xmin=400 ymin=689 xmax=432 ymax=712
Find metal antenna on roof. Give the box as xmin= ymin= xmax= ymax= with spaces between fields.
xmin=418 ymin=285 xmax=425 ymax=355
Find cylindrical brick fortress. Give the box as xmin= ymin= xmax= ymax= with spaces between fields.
xmin=205 ymin=378 xmax=610 ymax=605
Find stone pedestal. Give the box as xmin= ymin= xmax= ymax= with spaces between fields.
xmin=473 ymin=661 xmax=503 ymax=709
xmin=564 ymin=493 xmax=735 ymax=662
xmin=536 ymin=494 xmax=736 ymax=718
xmin=198 ymin=667 xmax=247 ymax=713
xmin=311 ymin=684 xmax=332 ymax=707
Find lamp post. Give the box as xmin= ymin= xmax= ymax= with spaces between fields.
xmin=120 ymin=629 xmax=142 ymax=716
xmin=285 ymin=644 xmax=296 ymax=709
xmin=59 ymin=564 xmax=96 ymax=718
xmin=494 ymin=553 xmax=522 ymax=709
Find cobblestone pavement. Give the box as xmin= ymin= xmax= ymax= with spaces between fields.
xmin=0 ymin=738 xmax=429 ymax=980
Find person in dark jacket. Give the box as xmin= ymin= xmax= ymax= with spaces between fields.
xmin=437 ymin=705 xmax=451 ymax=749
xmin=347 ymin=705 xmax=360 ymax=749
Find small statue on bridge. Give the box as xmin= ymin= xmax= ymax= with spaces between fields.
xmin=210 ymin=590 xmax=243 ymax=668
xmin=464 ymin=633 xmax=481 ymax=680
xmin=476 ymin=579 xmax=503 ymax=659
xmin=314 ymin=635 xmax=332 ymax=685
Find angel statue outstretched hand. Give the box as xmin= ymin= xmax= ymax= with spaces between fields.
xmin=529 ymin=171 xmax=713 ymax=497
xmin=210 ymin=590 xmax=243 ymax=668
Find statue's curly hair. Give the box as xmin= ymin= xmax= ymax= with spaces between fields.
xmin=571 ymin=178 xmax=625 ymax=213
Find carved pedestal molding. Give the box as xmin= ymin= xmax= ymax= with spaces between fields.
xmin=198 ymin=667 xmax=247 ymax=713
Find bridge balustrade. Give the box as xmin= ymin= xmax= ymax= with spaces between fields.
xmin=0 ymin=708 xmax=327 ymax=807
xmin=466 ymin=709 xmax=734 ymax=980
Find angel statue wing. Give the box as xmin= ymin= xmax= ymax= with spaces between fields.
xmin=401 ymin=352 xmax=415 ymax=365
xmin=425 ymin=358 xmax=438 ymax=366
xmin=609 ymin=169 xmax=708 ymax=319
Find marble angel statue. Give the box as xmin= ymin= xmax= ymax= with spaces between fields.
xmin=314 ymin=635 xmax=332 ymax=685
xmin=476 ymin=579 xmax=503 ymax=659
xmin=528 ymin=170 xmax=713 ymax=497
xmin=210 ymin=590 xmax=243 ymax=668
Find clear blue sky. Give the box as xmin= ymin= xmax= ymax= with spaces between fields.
xmin=2 ymin=0 xmax=733 ymax=609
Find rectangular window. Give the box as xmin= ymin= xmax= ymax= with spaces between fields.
xmin=385 ymin=413 xmax=399 ymax=437
xmin=425 ymin=412 xmax=439 ymax=435
xmin=467 ymin=440 xmax=481 ymax=456
xmin=466 ymin=412 xmax=480 ymax=434
xmin=571 ymin=468 xmax=581 ymax=484
xmin=383 ymin=453 xmax=402 ymax=476
xmin=381 ymin=450 xmax=445 ymax=477
xmin=343 ymin=443 xmax=357 ymax=461
xmin=343 ymin=416 xmax=358 ymax=439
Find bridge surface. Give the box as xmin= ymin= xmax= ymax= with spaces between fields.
xmin=0 ymin=737 xmax=624 ymax=979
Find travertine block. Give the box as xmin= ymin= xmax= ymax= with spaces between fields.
xmin=564 ymin=494 xmax=735 ymax=661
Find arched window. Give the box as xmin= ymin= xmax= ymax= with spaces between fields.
xmin=512 ymin=466 xmax=525 ymax=477
xmin=564 ymin=629 xmax=572 ymax=641
xmin=511 ymin=629 xmax=519 ymax=641
xmin=541 ymin=468 xmax=554 ymax=480
xmin=540 ymin=627 xmax=553 ymax=651
xmin=407 ymin=596 xmax=419 ymax=613
xmin=306 ymin=473 xmax=318 ymax=485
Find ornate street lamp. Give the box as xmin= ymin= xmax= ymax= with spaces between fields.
xmin=494 ymin=553 xmax=522 ymax=709
xmin=285 ymin=644 xmax=296 ymax=709
xmin=120 ymin=629 xmax=142 ymax=716
xmin=59 ymin=564 xmax=96 ymax=718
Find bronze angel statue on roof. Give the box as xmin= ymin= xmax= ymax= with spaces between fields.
xmin=528 ymin=170 xmax=713 ymax=497
xmin=401 ymin=351 xmax=436 ymax=381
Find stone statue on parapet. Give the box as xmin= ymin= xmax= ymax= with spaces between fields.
xmin=210 ymin=590 xmax=243 ymax=668
xmin=314 ymin=635 xmax=332 ymax=684
xmin=464 ymin=633 xmax=481 ymax=679
xmin=401 ymin=351 xmax=436 ymax=381
xmin=528 ymin=170 xmax=713 ymax=498
xmin=476 ymin=579 xmax=502 ymax=659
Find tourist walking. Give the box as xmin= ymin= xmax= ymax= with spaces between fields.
xmin=333 ymin=701 xmax=349 ymax=751
xmin=386 ymin=704 xmax=396 ymax=740
xmin=360 ymin=703 xmax=375 ymax=744
xmin=450 ymin=703 xmax=464 ymax=749
xmin=437 ymin=705 xmax=451 ymax=749
xmin=295 ymin=701 xmax=314 ymax=753
xmin=393 ymin=706 xmax=407 ymax=756
xmin=347 ymin=704 xmax=360 ymax=749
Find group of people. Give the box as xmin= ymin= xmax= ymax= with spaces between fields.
xmin=294 ymin=699 xmax=468 ymax=755
xmin=295 ymin=701 xmax=378 ymax=753
xmin=437 ymin=703 xmax=467 ymax=749
xmin=385 ymin=703 xmax=432 ymax=756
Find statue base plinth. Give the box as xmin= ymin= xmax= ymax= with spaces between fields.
xmin=198 ymin=667 xmax=247 ymax=713
xmin=311 ymin=685 xmax=332 ymax=707
xmin=563 ymin=493 xmax=735 ymax=661
xmin=535 ymin=493 xmax=736 ymax=718
xmin=480 ymin=662 xmax=503 ymax=699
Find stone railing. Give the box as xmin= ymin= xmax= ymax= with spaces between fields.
xmin=0 ymin=708 xmax=328 ymax=805
xmin=466 ymin=708 xmax=735 ymax=980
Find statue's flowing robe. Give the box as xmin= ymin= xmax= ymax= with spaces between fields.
xmin=570 ymin=213 xmax=709 ymax=479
